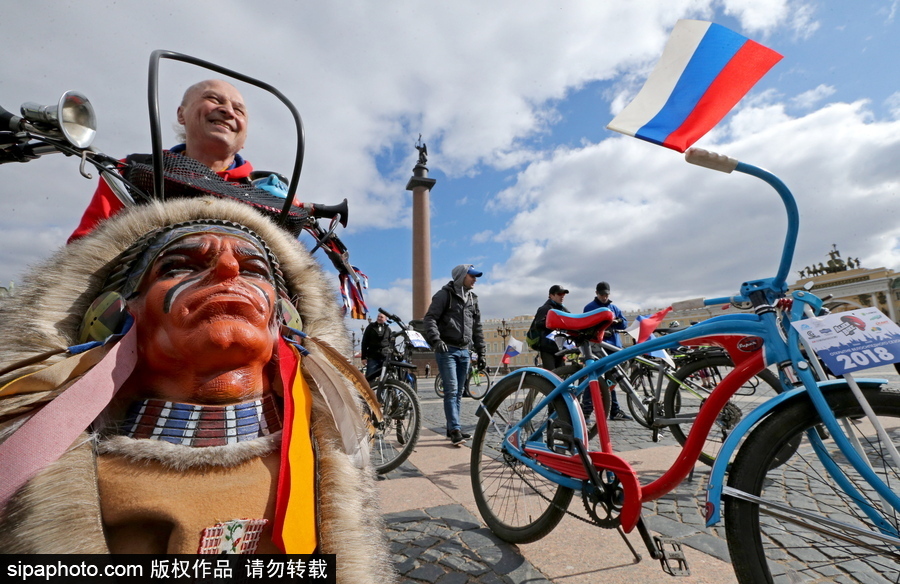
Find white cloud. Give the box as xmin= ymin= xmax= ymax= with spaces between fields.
xmin=886 ymin=92 xmax=900 ymax=120
xmin=469 ymin=98 xmax=900 ymax=318
xmin=790 ymin=84 xmax=837 ymax=110
xmin=4 ymin=0 xmax=884 ymax=330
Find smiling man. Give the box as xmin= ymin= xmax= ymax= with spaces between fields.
xmin=68 ymin=79 xmax=255 ymax=242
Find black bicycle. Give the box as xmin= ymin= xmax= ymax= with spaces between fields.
xmin=433 ymin=355 xmax=492 ymax=400
xmin=364 ymin=309 xmax=424 ymax=474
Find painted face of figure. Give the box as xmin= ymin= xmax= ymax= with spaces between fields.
xmin=126 ymin=233 xmax=277 ymax=402
xmin=177 ymin=79 xmax=248 ymax=165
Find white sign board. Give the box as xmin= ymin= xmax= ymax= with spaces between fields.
xmin=406 ymin=330 xmax=431 ymax=349
xmin=791 ymin=308 xmax=900 ymax=375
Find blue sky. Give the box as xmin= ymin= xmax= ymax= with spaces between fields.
xmin=3 ymin=1 xmax=900 ymax=329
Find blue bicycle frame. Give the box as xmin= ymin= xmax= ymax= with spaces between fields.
xmin=486 ymin=148 xmax=900 ymax=539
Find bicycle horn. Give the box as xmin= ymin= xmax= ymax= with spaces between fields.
xmin=20 ymin=91 xmax=97 ymax=148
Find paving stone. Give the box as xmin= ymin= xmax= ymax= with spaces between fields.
xmin=643 ymin=513 xmax=702 ymax=538
xmin=435 ymin=573 xmax=470 ymax=584
xmin=406 ymin=562 xmax=446 ymax=583
xmin=681 ymin=532 xmax=731 ymax=563
xmin=386 ymin=509 xmax=432 ymax=524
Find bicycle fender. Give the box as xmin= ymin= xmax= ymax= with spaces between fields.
xmin=704 ymin=378 xmax=887 ymax=527
xmin=481 ymin=367 xmax=590 ymax=443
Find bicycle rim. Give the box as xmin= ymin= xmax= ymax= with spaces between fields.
xmin=371 ymin=379 xmax=421 ymax=474
xmin=434 ymin=373 xmax=444 ymax=398
xmin=664 ymin=355 xmax=781 ymax=466
xmin=725 ymin=389 xmax=900 ymax=583
xmin=468 ymin=368 xmax=492 ymax=400
xmin=626 ymin=365 xmax=656 ymax=428
xmin=470 ymin=373 xmax=574 ymax=543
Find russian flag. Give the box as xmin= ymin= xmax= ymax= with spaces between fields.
xmin=501 ymin=336 xmax=524 ymax=365
xmin=607 ymin=20 xmax=782 ymax=153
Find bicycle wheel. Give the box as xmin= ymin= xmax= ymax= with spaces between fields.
xmin=370 ymin=379 xmax=421 ymax=474
xmin=552 ymin=363 xmax=612 ymax=441
xmin=663 ymin=355 xmax=781 ymax=466
xmin=467 ymin=367 xmax=492 ymax=400
xmin=725 ymin=388 xmax=900 ymax=583
xmin=470 ymin=372 xmax=574 ymax=543
xmin=434 ymin=372 xmax=444 ymax=398
xmin=626 ymin=363 xmax=657 ymax=428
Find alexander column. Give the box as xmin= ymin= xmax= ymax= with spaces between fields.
xmin=406 ymin=136 xmax=436 ymax=320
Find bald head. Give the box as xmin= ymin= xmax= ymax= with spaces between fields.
xmin=176 ymin=79 xmax=248 ymax=171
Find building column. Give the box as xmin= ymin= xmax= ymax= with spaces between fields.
xmin=406 ymin=148 xmax=437 ymax=321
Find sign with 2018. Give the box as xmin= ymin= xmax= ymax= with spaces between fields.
xmin=792 ymin=308 xmax=900 ymax=375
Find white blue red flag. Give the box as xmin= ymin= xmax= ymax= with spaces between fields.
xmin=501 ymin=336 xmax=524 ymax=365
xmin=607 ymin=20 xmax=782 ymax=153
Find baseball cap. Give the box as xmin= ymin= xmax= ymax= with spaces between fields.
xmin=467 ymin=267 xmax=483 ymax=277
xmin=549 ymin=284 xmax=569 ymax=295
xmin=595 ymin=281 xmax=611 ymax=295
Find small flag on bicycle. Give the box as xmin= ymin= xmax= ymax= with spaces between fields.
xmin=607 ymin=19 xmax=782 ymax=153
xmin=502 ymin=336 xmax=524 ymax=365
xmin=637 ymin=307 xmax=673 ymax=344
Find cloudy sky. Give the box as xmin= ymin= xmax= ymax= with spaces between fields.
xmin=2 ymin=1 xmax=900 ymax=328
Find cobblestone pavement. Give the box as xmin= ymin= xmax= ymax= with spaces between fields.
xmin=379 ymin=366 xmax=900 ymax=583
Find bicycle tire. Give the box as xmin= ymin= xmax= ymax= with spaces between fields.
xmin=725 ymin=388 xmax=900 ymax=583
xmin=370 ymin=379 xmax=421 ymax=474
xmin=663 ymin=355 xmax=781 ymax=466
xmin=626 ymin=364 xmax=656 ymax=428
xmin=434 ymin=372 xmax=444 ymax=398
xmin=552 ymin=363 xmax=612 ymax=441
xmin=467 ymin=367 xmax=492 ymax=400
xmin=470 ymin=372 xmax=574 ymax=543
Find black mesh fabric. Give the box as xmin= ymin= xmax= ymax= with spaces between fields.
xmin=122 ymin=151 xmax=309 ymax=236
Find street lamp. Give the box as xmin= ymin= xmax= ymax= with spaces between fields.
xmin=496 ymin=318 xmax=511 ymax=373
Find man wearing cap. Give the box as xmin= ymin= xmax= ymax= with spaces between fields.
xmin=532 ymin=285 xmax=570 ymax=370
xmin=584 ymin=281 xmax=631 ymax=420
xmin=423 ymin=264 xmax=486 ymax=445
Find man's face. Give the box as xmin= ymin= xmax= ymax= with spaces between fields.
xmin=597 ymin=293 xmax=610 ymax=302
xmin=464 ymin=273 xmax=478 ymax=288
xmin=552 ymin=292 xmax=566 ymax=303
xmin=128 ymin=233 xmax=277 ymax=377
xmin=177 ymin=80 xmax=248 ymax=161
xmin=376 ymin=313 xmax=387 ymax=324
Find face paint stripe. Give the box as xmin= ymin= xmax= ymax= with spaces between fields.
xmin=249 ymin=282 xmax=274 ymax=308
xmin=163 ymin=274 xmax=203 ymax=313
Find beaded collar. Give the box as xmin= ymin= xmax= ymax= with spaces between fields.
xmin=118 ymin=394 xmax=282 ymax=447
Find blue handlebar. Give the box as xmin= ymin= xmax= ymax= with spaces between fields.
xmin=733 ymin=161 xmax=799 ymax=295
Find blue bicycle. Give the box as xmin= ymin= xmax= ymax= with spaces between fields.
xmin=469 ymin=148 xmax=900 ymax=583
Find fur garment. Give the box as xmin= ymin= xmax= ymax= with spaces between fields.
xmin=0 ymin=197 xmax=396 ymax=583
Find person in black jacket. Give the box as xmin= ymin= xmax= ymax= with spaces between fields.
xmin=361 ymin=312 xmax=393 ymax=378
xmin=533 ymin=285 xmax=570 ymax=370
xmin=423 ymin=264 xmax=486 ymax=445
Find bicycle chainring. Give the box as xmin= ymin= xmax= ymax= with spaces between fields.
xmin=581 ymin=473 xmax=623 ymax=528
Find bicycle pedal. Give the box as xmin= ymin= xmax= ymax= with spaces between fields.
xmin=654 ymin=537 xmax=690 ymax=577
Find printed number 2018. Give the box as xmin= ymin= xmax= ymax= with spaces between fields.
xmin=835 ymin=347 xmax=895 ymax=370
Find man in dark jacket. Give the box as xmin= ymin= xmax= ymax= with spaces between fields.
xmin=423 ymin=264 xmax=486 ymax=445
xmin=583 ymin=281 xmax=632 ymax=421
xmin=532 ymin=285 xmax=570 ymax=370
xmin=361 ymin=312 xmax=393 ymax=378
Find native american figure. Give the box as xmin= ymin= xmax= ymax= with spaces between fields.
xmin=0 ymin=197 xmax=395 ymax=582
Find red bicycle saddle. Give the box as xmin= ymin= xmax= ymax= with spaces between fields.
xmin=546 ymin=307 xmax=613 ymax=332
